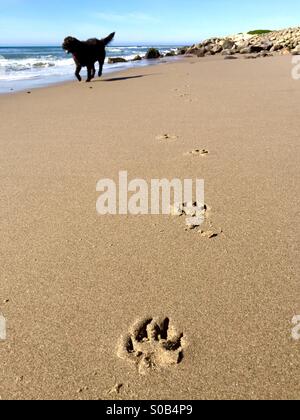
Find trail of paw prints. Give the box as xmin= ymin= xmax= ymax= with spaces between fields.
xmin=172 ymin=83 xmax=195 ymax=102
xmin=118 ymin=317 xmax=186 ymax=375
xmin=171 ymin=202 xmax=223 ymax=238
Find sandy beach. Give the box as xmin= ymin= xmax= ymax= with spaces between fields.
xmin=0 ymin=55 xmax=299 ymax=400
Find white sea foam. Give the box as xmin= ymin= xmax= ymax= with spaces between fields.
xmin=0 ymin=56 xmax=74 ymax=81
xmin=0 ymin=45 xmax=177 ymax=90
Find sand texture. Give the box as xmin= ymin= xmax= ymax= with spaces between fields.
xmin=0 ymin=55 xmax=299 ymax=400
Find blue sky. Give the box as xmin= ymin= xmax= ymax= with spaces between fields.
xmin=0 ymin=0 xmax=299 ymax=46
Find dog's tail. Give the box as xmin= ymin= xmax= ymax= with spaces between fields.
xmin=102 ymin=32 xmax=115 ymax=46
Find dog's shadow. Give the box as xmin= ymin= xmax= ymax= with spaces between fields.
xmin=95 ymin=75 xmax=148 ymax=82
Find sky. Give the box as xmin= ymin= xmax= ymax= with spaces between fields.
xmin=0 ymin=0 xmax=300 ymax=46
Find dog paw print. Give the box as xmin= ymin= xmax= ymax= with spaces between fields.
xmin=118 ymin=318 xmax=186 ymax=375
xmin=170 ymin=202 xmax=209 ymax=229
xmin=156 ymin=134 xmax=178 ymax=141
xmin=184 ymin=149 xmax=209 ymax=156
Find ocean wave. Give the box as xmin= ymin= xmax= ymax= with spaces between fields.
xmin=0 ymin=45 xmax=177 ymax=86
xmin=0 ymin=55 xmax=75 ymax=81
xmin=107 ymin=48 xmax=123 ymax=52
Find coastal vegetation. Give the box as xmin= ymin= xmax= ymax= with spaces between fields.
xmin=247 ymin=29 xmax=272 ymax=35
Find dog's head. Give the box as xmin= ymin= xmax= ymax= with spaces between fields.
xmin=62 ymin=37 xmax=80 ymax=53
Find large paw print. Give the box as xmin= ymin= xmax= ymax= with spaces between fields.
xmin=118 ymin=317 xmax=186 ymax=375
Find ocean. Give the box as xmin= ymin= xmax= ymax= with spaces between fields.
xmin=0 ymin=45 xmax=179 ymax=93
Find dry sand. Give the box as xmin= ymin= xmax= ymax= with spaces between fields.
xmin=0 ymin=55 xmax=299 ymax=400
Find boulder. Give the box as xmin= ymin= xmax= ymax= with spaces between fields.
xmin=280 ymin=48 xmax=291 ymax=55
xmin=261 ymin=41 xmax=273 ymax=50
xmin=222 ymin=39 xmax=235 ymax=50
xmin=108 ymin=57 xmax=127 ymax=64
xmin=249 ymin=45 xmax=264 ymax=53
xmin=291 ymin=45 xmax=300 ymax=55
xmin=240 ymin=46 xmax=252 ymax=54
xmin=196 ymin=47 xmax=206 ymax=57
xmin=185 ymin=47 xmax=199 ymax=55
xmin=145 ymin=48 xmax=161 ymax=59
xmin=211 ymin=44 xmax=223 ymax=54
xmin=177 ymin=47 xmax=189 ymax=55
xmin=221 ymin=49 xmax=234 ymax=56
xmin=203 ymin=39 xmax=213 ymax=46
xmin=270 ymin=43 xmax=284 ymax=52
xmin=165 ymin=51 xmax=176 ymax=57
xmin=132 ymin=55 xmax=142 ymax=61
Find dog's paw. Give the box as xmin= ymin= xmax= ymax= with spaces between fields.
xmin=118 ymin=317 xmax=186 ymax=375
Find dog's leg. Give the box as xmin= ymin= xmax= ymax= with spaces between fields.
xmin=86 ymin=66 xmax=93 ymax=82
xmin=91 ymin=65 xmax=96 ymax=80
xmin=98 ymin=60 xmax=104 ymax=78
xmin=75 ymin=65 xmax=82 ymax=82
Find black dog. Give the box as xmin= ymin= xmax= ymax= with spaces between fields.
xmin=62 ymin=32 xmax=115 ymax=82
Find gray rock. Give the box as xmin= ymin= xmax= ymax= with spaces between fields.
xmin=177 ymin=47 xmax=189 ymax=55
xmin=224 ymin=55 xmax=238 ymax=60
xmin=165 ymin=51 xmax=176 ymax=57
xmin=145 ymin=48 xmax=161 ymax=59
xmin=222 ymin=39 xmax=235 ymax=50
xmin=249 ymin=45 xmax=264 ymax=53
xmin=211 ymin=44 xmax=223 ymax=54
xmin=196 ymin=48 xmax=206 ymax=57
xmin=185 ymin=47 xmax=199 ymax=55
xmin=240 ymin=47 xmax=252 ymax=54
xmin=221 ymin=49 xmax=234 ymax=56
xmin=132 ymin=55 xmax=142 ymax=61
xmin=203 ymin=39 xmax=213 ymax=46
xmin=270 ymin=43 xmax=284 ymax=52
xmin=261 ymin=41 xmax=273 ymax=50
xmin=108 ymin=57 xmax=127 ymax=64
xmin=291 ymin=45 xmax=300 ymax=55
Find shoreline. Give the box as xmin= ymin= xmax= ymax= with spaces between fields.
xmin=0 ymin=54 xmax=182 ymax=95
xmin=0 ymin=55 xmax=299 ymax=400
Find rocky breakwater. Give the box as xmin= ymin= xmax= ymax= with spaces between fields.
xmin=182 ymin=27 xmax=300 ymax=59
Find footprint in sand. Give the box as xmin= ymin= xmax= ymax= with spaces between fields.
xmin=185 ymin=149 xmax=209 ymax=157
xmin=171 ymin=202 xmax=222 ymax=237
xmin=118 ymin=317 xmax=186 ymax=375
xmin=199 ymin=226 xmax=223 ymax=239
xmin=107 ymin=383 xmax=123 ymax=396
xmin=156 ymin=134 xmax=178 ymax=141
xmin=171 ymin=202 xmax=208 ymax=228
xmin=198 ymin=217 xmax=223 ymax=239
